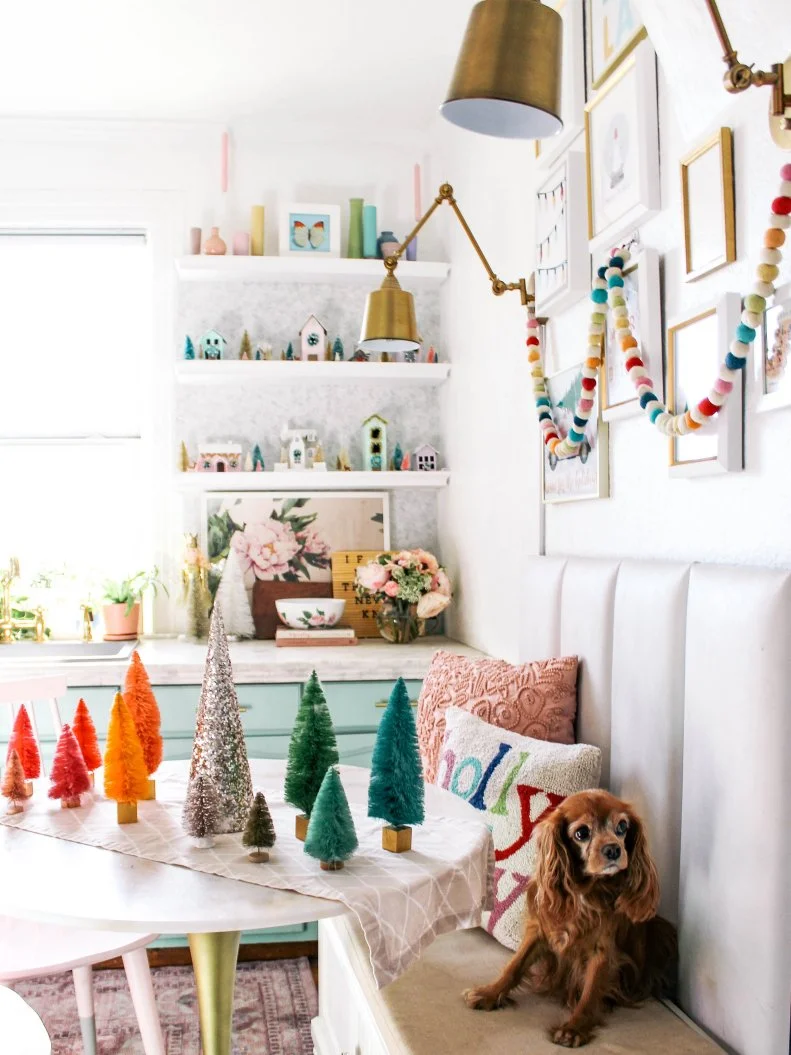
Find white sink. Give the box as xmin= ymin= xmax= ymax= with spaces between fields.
xmin=0 ymin=640 xmax=138 ymax=663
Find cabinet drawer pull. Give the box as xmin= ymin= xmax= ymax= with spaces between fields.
xmin=375 ymin=699 xmax=418 ymax=708
xmin=238 ymin=705 xmax=252 ymax=714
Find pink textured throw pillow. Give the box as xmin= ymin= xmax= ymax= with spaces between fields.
xmin=417 ymin=650 xmax=578 ymax=782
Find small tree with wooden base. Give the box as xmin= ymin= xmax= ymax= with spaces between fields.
xmin=284 ymin=671 xmax=339 ymax=840
xmin=124 ymin=651 xmax=163 ymax=800
xmin=2 ymin=748 xmax=28 ymax=815
xmin=304 ymin=766 xmax=358 ymax=870
xmin=242 ymin=791 xmax=276 ymax=862
xmin=48 ymin=725 xmax=91 ymax=808
xmin=103 ymin=692 xmax=149 ymax=823
xmin=8 ymin=705 xmax=41 ymax=797
xmin=182 ymin=773 xmax=221 ymax=848
xmin=72 ymin=698 xmax=102 ymax=785
xmin=368 ymin=677 xmax=425 ymax=852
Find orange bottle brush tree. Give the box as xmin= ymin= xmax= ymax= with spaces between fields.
xmin=2 ymin=748 xmax=28 ymax=815
xmin=72 ymin=698 xmax=102 ymax=783
xmin=48 ymin=724 xmax=91 ymax=809
xmin=7 ymin=704 xmax=41 ymax=798
xmin=124 ymin=651 xmax=163 ymax=801
xmin=104 ymin=692 xmax=149 ymax=824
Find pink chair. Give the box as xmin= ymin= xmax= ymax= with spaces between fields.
xmin=0 ymin=675 xmax=165 ymax=1055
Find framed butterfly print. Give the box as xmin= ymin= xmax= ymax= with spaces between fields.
xmin=279 ymin=202 xmax=341 ymax=257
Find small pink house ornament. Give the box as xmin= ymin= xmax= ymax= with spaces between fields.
xmin=299 ymin=315 xmax=328 ymax=361
xmin=196 ymin=443 xmax=243 ymax=472
xmin=413 ymin=443 xmax=439 ymax=471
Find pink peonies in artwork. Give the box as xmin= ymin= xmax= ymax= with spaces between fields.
xmin=355 ymin=549 xmax=452 ymax=619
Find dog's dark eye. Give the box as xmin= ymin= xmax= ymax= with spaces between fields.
xmin=615 ymin=819 xmax=628 ymax=836
xmin=574 ymin=826 xmax=590 ymax=842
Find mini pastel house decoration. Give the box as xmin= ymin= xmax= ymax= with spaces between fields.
xmin=300 ymin=315 xmax=328 ymax=362
xmin=196 ymin=443 xmax=243 ymax=473
xmin=200 ymin=329 xmax=227 ymax=360
xmin=362 ymin=414 xmax=388 ymax=472
xmin=413 ymin=444 xmax=439 ymax=471
xmin=255 ymin=341 xmax=273 ymax=361
xmin=274 ymin=424 xmax=325 ymax=471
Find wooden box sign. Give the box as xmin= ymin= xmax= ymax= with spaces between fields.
xmin=331 ymin=551 xmax=382 ymax=639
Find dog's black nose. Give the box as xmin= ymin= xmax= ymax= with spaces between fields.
xmin=602 ymin=843 xmax=621 ymax=862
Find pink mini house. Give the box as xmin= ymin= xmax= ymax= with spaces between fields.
xmin=196 ymin=443 xmax=243 ymax=472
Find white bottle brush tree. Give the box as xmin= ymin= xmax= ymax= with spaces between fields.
xmin=215 ymin=545 xmax=255 ymax=639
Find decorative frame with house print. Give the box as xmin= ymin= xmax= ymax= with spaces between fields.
xmin=541 ymin=362 xmax=609 ymax=503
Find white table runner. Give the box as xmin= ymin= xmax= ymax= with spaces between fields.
xmin=1 ymin=760 xmax=493 ymax=987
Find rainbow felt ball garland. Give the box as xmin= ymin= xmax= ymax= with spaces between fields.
xmin=531 ymin=162 xmax=791 ymax=454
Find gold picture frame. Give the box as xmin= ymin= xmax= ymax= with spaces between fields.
xmin=680 ymin=128 xmax=736 ymax=282
xmin=586 ymin=0 xmax=647 ymax=91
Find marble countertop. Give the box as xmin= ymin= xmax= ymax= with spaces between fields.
xmin=0 ymin=636 xmax=485 ymax=687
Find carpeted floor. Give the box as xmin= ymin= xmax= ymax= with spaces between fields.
xmin=14 ymin=958 xmax=318 ymax=1054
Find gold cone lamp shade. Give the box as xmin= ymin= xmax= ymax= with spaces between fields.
xmin=441 ymin=0 xmax=563 ymax=139
xmin=359 ymin=271 xmax=420 ymax=354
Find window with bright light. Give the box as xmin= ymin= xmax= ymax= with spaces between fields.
xmin=0 ymin=233 xmax=151 ymax=608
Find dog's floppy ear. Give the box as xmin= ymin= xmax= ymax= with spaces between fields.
xmin=616 ymin=812 xmax=660 ymax=923
xmin=533 ymin=808 xmax=576 ymax=927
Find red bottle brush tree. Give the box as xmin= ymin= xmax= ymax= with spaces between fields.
xmin=48 ymin=724 xmax=91 ymax=809
xmin=124 ymin=650 xmax=163 ymax=799
xmin=8 ymin=705 xmax=41 ymax=795
xmin=2 ymin=748 xmax=28 ymax=815
xmin=72 ymin=698 xmax=102 ymax=775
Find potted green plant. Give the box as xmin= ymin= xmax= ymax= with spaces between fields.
xmin=102 ymin=569 xmax=168 ymax=641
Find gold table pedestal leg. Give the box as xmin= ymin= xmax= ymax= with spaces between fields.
xmin=188 ymin=931 xmax=241 ymax=1055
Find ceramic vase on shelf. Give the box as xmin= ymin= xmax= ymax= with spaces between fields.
xmin=189 ymin=227 xmax=202 ymax=255
xmin=348 ymin=198 xmax=364 ymax=258
xmin=204 ymin=227 xmax=227 ymax=256
xmin=376 ymin=600 xmax=425 ymax=645
xmin=363 ymin=205 xmax=377 ymax=258
xmin=377 ymin=231 xmax=399 ymax=259
xmin=250 ymin=205 xmax=265 ymax=256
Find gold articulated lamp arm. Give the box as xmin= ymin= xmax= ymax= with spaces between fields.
xmin=384 ymin=183 xmax=534 ymax=307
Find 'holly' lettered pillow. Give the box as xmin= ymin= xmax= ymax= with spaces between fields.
xmin=436 ymin=707 xmax=601 ymax=951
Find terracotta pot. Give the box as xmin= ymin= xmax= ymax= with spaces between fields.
xmin=102 ymin=603 xmax=140 ymax=641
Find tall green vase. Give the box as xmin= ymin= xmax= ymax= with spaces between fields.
xmin=348 ymin=198 xmax=364 ymax=259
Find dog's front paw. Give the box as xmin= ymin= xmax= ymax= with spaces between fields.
xmin=462 ymin=986 xmax=511 ymax=1012
xmin=551 ymin=1024 xmax=592 ymax=1048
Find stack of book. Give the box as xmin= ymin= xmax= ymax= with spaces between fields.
xmin=275 ymin=627 xmax=358 ymax=648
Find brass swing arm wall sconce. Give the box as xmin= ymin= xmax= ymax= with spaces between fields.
xmin=703 ymin=0 xmax=791 ymax=148
xmin=359 ymin=183 xmax=534 ymax=353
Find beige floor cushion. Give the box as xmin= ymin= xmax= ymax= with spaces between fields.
xmin=361 ymin=922 xmax=725 ymax=1054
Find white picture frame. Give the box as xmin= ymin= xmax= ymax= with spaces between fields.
xmin=666 ymin=294 xmax=743 ymax=477
xmin=535 ymin=0 xmax=586 ymax=169
xmin=755 ymin=281 xmax=791 ymax=413
xmin=541 ymin=361 xmax=609 ymax=503
xmin=584 ymin=38 xmax=660 ymax=253
xmin=278 ymin=202 xmax=341 ymax=258
xmin=534 ymin=151 xmax=590 ymax=315
xmin=681 ymin=128 xmax=736 ymax=282
xmin=600 ymin=247 xmax=663 ymax=421
xmin=586 ymin=0 xmax=646 ymax=92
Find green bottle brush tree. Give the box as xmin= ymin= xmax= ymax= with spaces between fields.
xmin=304 ymin=766 xmax=358 ymax=870
xmin=368 ymin=677 xmax=425 ymax=852
xmin=284 ymin=670 xmax=339 ymax=840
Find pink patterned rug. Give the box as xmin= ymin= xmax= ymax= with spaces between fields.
xmin=13 ymin=958 xmax=318 ymax=1054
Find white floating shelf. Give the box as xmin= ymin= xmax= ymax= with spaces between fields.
xmin=174 ymin=360 xmax=449 ymax=385
xmin=175 ymin=256 xmax=450 ymax=288
xmin=176 ymin=471 xmax=449 ymax=492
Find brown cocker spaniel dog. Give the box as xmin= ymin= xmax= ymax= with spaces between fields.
xmin=463 ymin=790 xmax=677 ymax=1048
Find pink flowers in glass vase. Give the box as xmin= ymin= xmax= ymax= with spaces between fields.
xmin=355 ymin=549 xmax=452 ymax=620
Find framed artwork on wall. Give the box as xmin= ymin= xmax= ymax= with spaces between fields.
xmin=586 ymin=0 xmax=646 ymax=92
xmin=666 ymin=294 xmax=743 ymax=477
xmin=600 ymin=247 xmax=663 ymax=420
xmin=535 ymin=151 xmax=590 ymax=315
xmin=278 ymin=203 xmax=341 ymax=257
xmin=535 ymin=0 xmax=586 ymax=168
xmin=584 ymin=39 xmax=660 ymax=253
xmin=680 ymin=128 xmax=736 ymax=282
xmin=755 ymin=282 xmax=791 ymax=412
xmin=541 ymin=361 xmax=609 ymax=503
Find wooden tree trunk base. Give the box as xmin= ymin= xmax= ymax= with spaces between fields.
xmin=117 ymin=801 xmax=138 ymax=824
xmin=61 ymin=796 xmax=81 ymax=809
xmin=320 ymin=859 xmax=344 ymax=871
xmin=295 ymin=814 xmax=308 ymax=841
xmin=248 ymin=850 xmax=270 ymax=863
xmin=6 ymin=803 xmax=23 ymax=816
xmin=23 ymin=781 xmax=33 ymax=798
xmin=143 ymin=779 xmax=156 ymax=801
xmin=382 ymin=825 xmax=412 ymax=853
xmin=88 ymin=772 xmax=95 ymax=787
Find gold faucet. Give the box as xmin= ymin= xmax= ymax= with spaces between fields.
xmin=81 ymin=604 xmax=94 ymax=643
xmin=0 ymin=558 xmax=47 ymax=644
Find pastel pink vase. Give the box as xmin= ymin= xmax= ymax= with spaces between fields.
xmin=204 ymin=227 xmax=227 ymax=256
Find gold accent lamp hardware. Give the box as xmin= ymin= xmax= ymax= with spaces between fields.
xmin=81 ymin=604 xmax=94 ymax=643
xmin=359 ymin=183 xmax=535 ymax=352
xmin=440 ymin=0 xmax=563 ymax=139
xmin=0 ymin=558 xmax=46 ymax=644
xmin=188 ymin=931 xmax=242 ymax=1055
xmin=375 ymin=699 xmax=418 ymax=708
xmin=702 ymin=0 xmax=791 ymax=149
xmin=238 ymin=704 xmax=251 ymax=714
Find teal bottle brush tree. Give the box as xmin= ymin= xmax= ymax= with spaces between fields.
xmin=284 ymin=670 xmax=339 ymax=840
xmin=304 ymin=765 xmax=358 ymax=871
xmin=368 ymin=677 xmax=425 ymax=852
